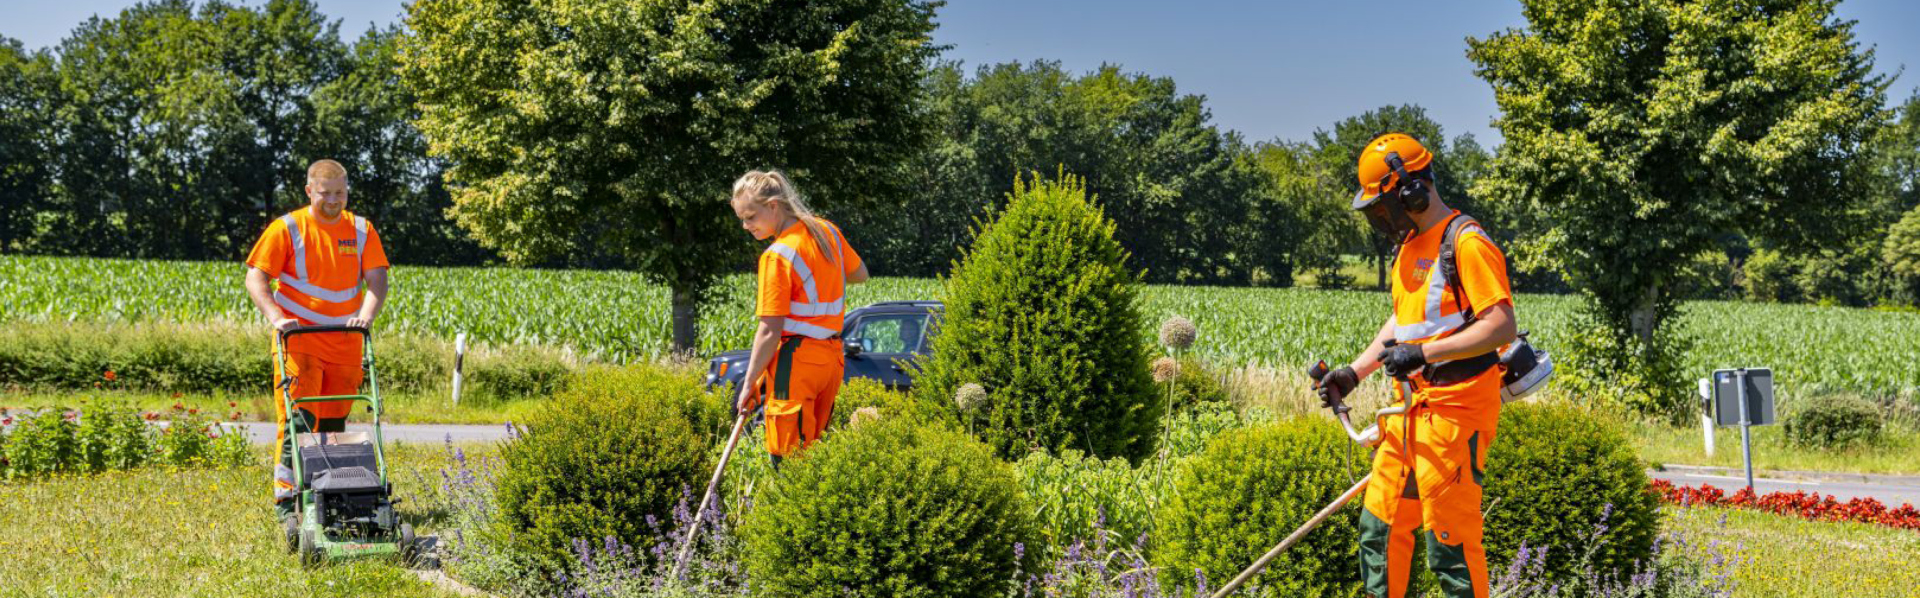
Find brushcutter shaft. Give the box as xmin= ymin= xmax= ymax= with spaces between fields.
xmin=673 ymin=408 xmax=752 ymax=580
xmin=1208 ymin=475 xmax=1372 ymax=598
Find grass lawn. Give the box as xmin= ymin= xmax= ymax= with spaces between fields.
xmin=1630 ymin=417 xmax=1920 ymax=476
xmin=0 ymin=443 xmax=480 ymax=597
xmin=1663 ymin=505 xmax=1920 ymax=598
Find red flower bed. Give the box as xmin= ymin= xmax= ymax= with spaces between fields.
xmin=1650 ymin=478 xmax=1920 ymax=531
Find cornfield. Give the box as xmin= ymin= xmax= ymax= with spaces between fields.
xmin=4 ymin=255 xmax=1916 ymax=398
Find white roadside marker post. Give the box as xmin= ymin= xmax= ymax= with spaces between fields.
xmin=452 ymin=332 xmax=467 ymax=405
xmin=1698 ymin=377 xmax=1714 ymax=458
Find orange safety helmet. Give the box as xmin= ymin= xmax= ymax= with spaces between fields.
xmin=1351 ymin=133 xmax=1434 ymax=209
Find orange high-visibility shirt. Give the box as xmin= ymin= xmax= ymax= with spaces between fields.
xmin=757 ymin=218 xmax=863 ymax=339
xmin=1390 ymin=211 xmax=1512 ymax=405
xmin=246 ymin=207 xmax=389 ymax=364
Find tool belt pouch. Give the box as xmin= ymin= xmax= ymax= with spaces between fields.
xmin=1497 ymin=333 xmax=1553 ymax=402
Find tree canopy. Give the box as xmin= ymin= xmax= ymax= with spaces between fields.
xmin=1468 ymin=0 xmax=1888 ymax=411
xmin=399 ymin=0 xmax=943 ymax=351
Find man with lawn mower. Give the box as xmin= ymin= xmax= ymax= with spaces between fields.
xmin=1315 ymin=133 xmax=1519 ymax=598
xmin=243 ymin=159 xmax=391 ymax=524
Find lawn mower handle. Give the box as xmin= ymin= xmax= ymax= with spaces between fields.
xmin=278 ymin=325 xmax=372 ymax=342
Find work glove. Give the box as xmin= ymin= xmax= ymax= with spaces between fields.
xmin=1379 ymin=342 xmax=1427 ymax=380
xmin=1316 ymin=366 xmax=1359 ymax=409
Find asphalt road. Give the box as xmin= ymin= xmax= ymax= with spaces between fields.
xmin=233 ymin=421 xmax=512 ymax=446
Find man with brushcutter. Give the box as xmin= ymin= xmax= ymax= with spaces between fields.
xmin=243 ymin=159 xmax=391 ymax=525
xmin=1315 ymin=133 xmax=1517 ymax=598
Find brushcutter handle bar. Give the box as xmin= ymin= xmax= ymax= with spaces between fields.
xmin=1307 ymin=360 xmax=1353 ymax=416
xmin=1308 ymin=359 xmax=1382 ymax=446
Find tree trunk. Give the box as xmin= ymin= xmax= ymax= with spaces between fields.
xmin=670 ymin=282 xmax=700 ymax=358
xmin=1375 ymin=253 xmax=1387 ymax=291
xmin=1627 ymin=281 xmax=1662 ymax=349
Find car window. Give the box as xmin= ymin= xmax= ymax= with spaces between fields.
xmin=852 ymin=314 xmax=930 ymax=354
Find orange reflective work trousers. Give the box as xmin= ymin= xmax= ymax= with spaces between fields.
xmin=272 ymin=347 xmax=362 ymax=502
xmin=758 ymin=336 xmax=844 ymax=458
xmin=1359 ymin=394 xmax=1498 ymax=598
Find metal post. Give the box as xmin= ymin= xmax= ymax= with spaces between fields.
xmin=452 ymin=332 xmax=467 ymax=405
xmin=1736 ymin=368 xmax=1754 ymax=494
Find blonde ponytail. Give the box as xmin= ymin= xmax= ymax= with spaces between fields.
xmin=731 ymin=170 xmax=843 ymax=270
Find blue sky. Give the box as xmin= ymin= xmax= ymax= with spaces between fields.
xmin=7 ymin=0 xmax=1918 ymax=146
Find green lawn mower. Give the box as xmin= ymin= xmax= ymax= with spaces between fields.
xmin=275 ymin=325 xmax=418 ymax=568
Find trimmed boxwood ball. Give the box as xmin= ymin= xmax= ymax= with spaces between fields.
xmin=1156 ymin=417 xmax=1372 ymax=597
xmin=827 ymin=377 xmax=955 ymax=430
xmin=490 ymin=365 xmax=729 ymax=577
xmin=913 ymin=172 xmax=1161 ymax=463
xmin=741 ymin=417 xmax=1035 ymax=598
xmin=1483 ymin=402 xmax=1658 ymax=589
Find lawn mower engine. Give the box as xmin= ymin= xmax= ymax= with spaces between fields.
xmin=301 ymin=433 xmax=401 ymax=538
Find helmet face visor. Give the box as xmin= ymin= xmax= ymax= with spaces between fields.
xmin=1358 ymin=193 xmax=1419 ymax=240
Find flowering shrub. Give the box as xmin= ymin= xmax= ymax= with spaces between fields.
xmin=1018 ymin=516 xmax=1204 ymax=598
xmin=1492 ymin=502 xmax=1743 ymax=598
xmin=0 ymin=402 xmax=245 ymax=478
xmin=3 ymin=408 xmax=79 ymax=478
xmin=154 ymin=402 xmax=251 ymax=468
xmin=78 ymin=402 xmax=152 ymax=472
xmin=1649 ymin=480 xmax=1920 ymax=531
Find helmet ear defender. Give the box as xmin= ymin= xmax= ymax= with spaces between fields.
xmin=1381 ymin=152 xmax=1431 ymax=213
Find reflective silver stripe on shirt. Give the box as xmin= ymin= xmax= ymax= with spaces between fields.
xmin=277 ymin=211 xmax=367 ymax=306
xmin=788 ymin=298 xmax=844 ymax=317
xmin=766 ymin=243 xmax=818 ymax=304
xmin=782 ymin=318 xmax=839 ymax=339
xmin=353 ymin=215 xmax=367 ymax=276
xmin=282 ymin=214 xmax=307 ymax=281
xmin=277 ymin=275 xmax=359 ymax=303
xmin=274 ymin=293 xmax=351 ymax=326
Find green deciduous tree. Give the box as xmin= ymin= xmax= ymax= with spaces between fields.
xmin=1252 ymin=104 xmax=1491 ymax=290
xmin=50 ymin=0 xmax=347 ymax=258
xmin=1469 ymin=0 xmax=1888 ymax=413
xmin=1249 ymin=140 xmax=1353 ymax=286
xmin=10 ymin=0 xmax=484 ymax=264
xmin=1886 ymin=204 xmax=1920 ymax=304
xmin=304 ymin=27 xmax=492 ymax=266
xmin=399 ymin=0 xmax=942 ymax=352
xmin=0 ymin=38 xmax=57 ymax=253
xmin=842 ymin=61 xmax=1291 ymax=286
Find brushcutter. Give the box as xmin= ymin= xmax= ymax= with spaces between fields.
xmin=671 ymin=394 xmax=766 ymax=581
xmin=1207 ymin=356 xmax=1413 ymax=598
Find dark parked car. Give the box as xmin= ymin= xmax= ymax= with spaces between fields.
xmin=704 ymin=300 xmax=943 ymax=394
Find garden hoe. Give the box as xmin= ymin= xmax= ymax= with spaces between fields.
xmin=277 ymin=326 xmax=418 ymax=569
xmin=671 ymin=396 xmax=765 ymax=581
xmin=1207 ymin=359 xmax=1411 ymax=598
